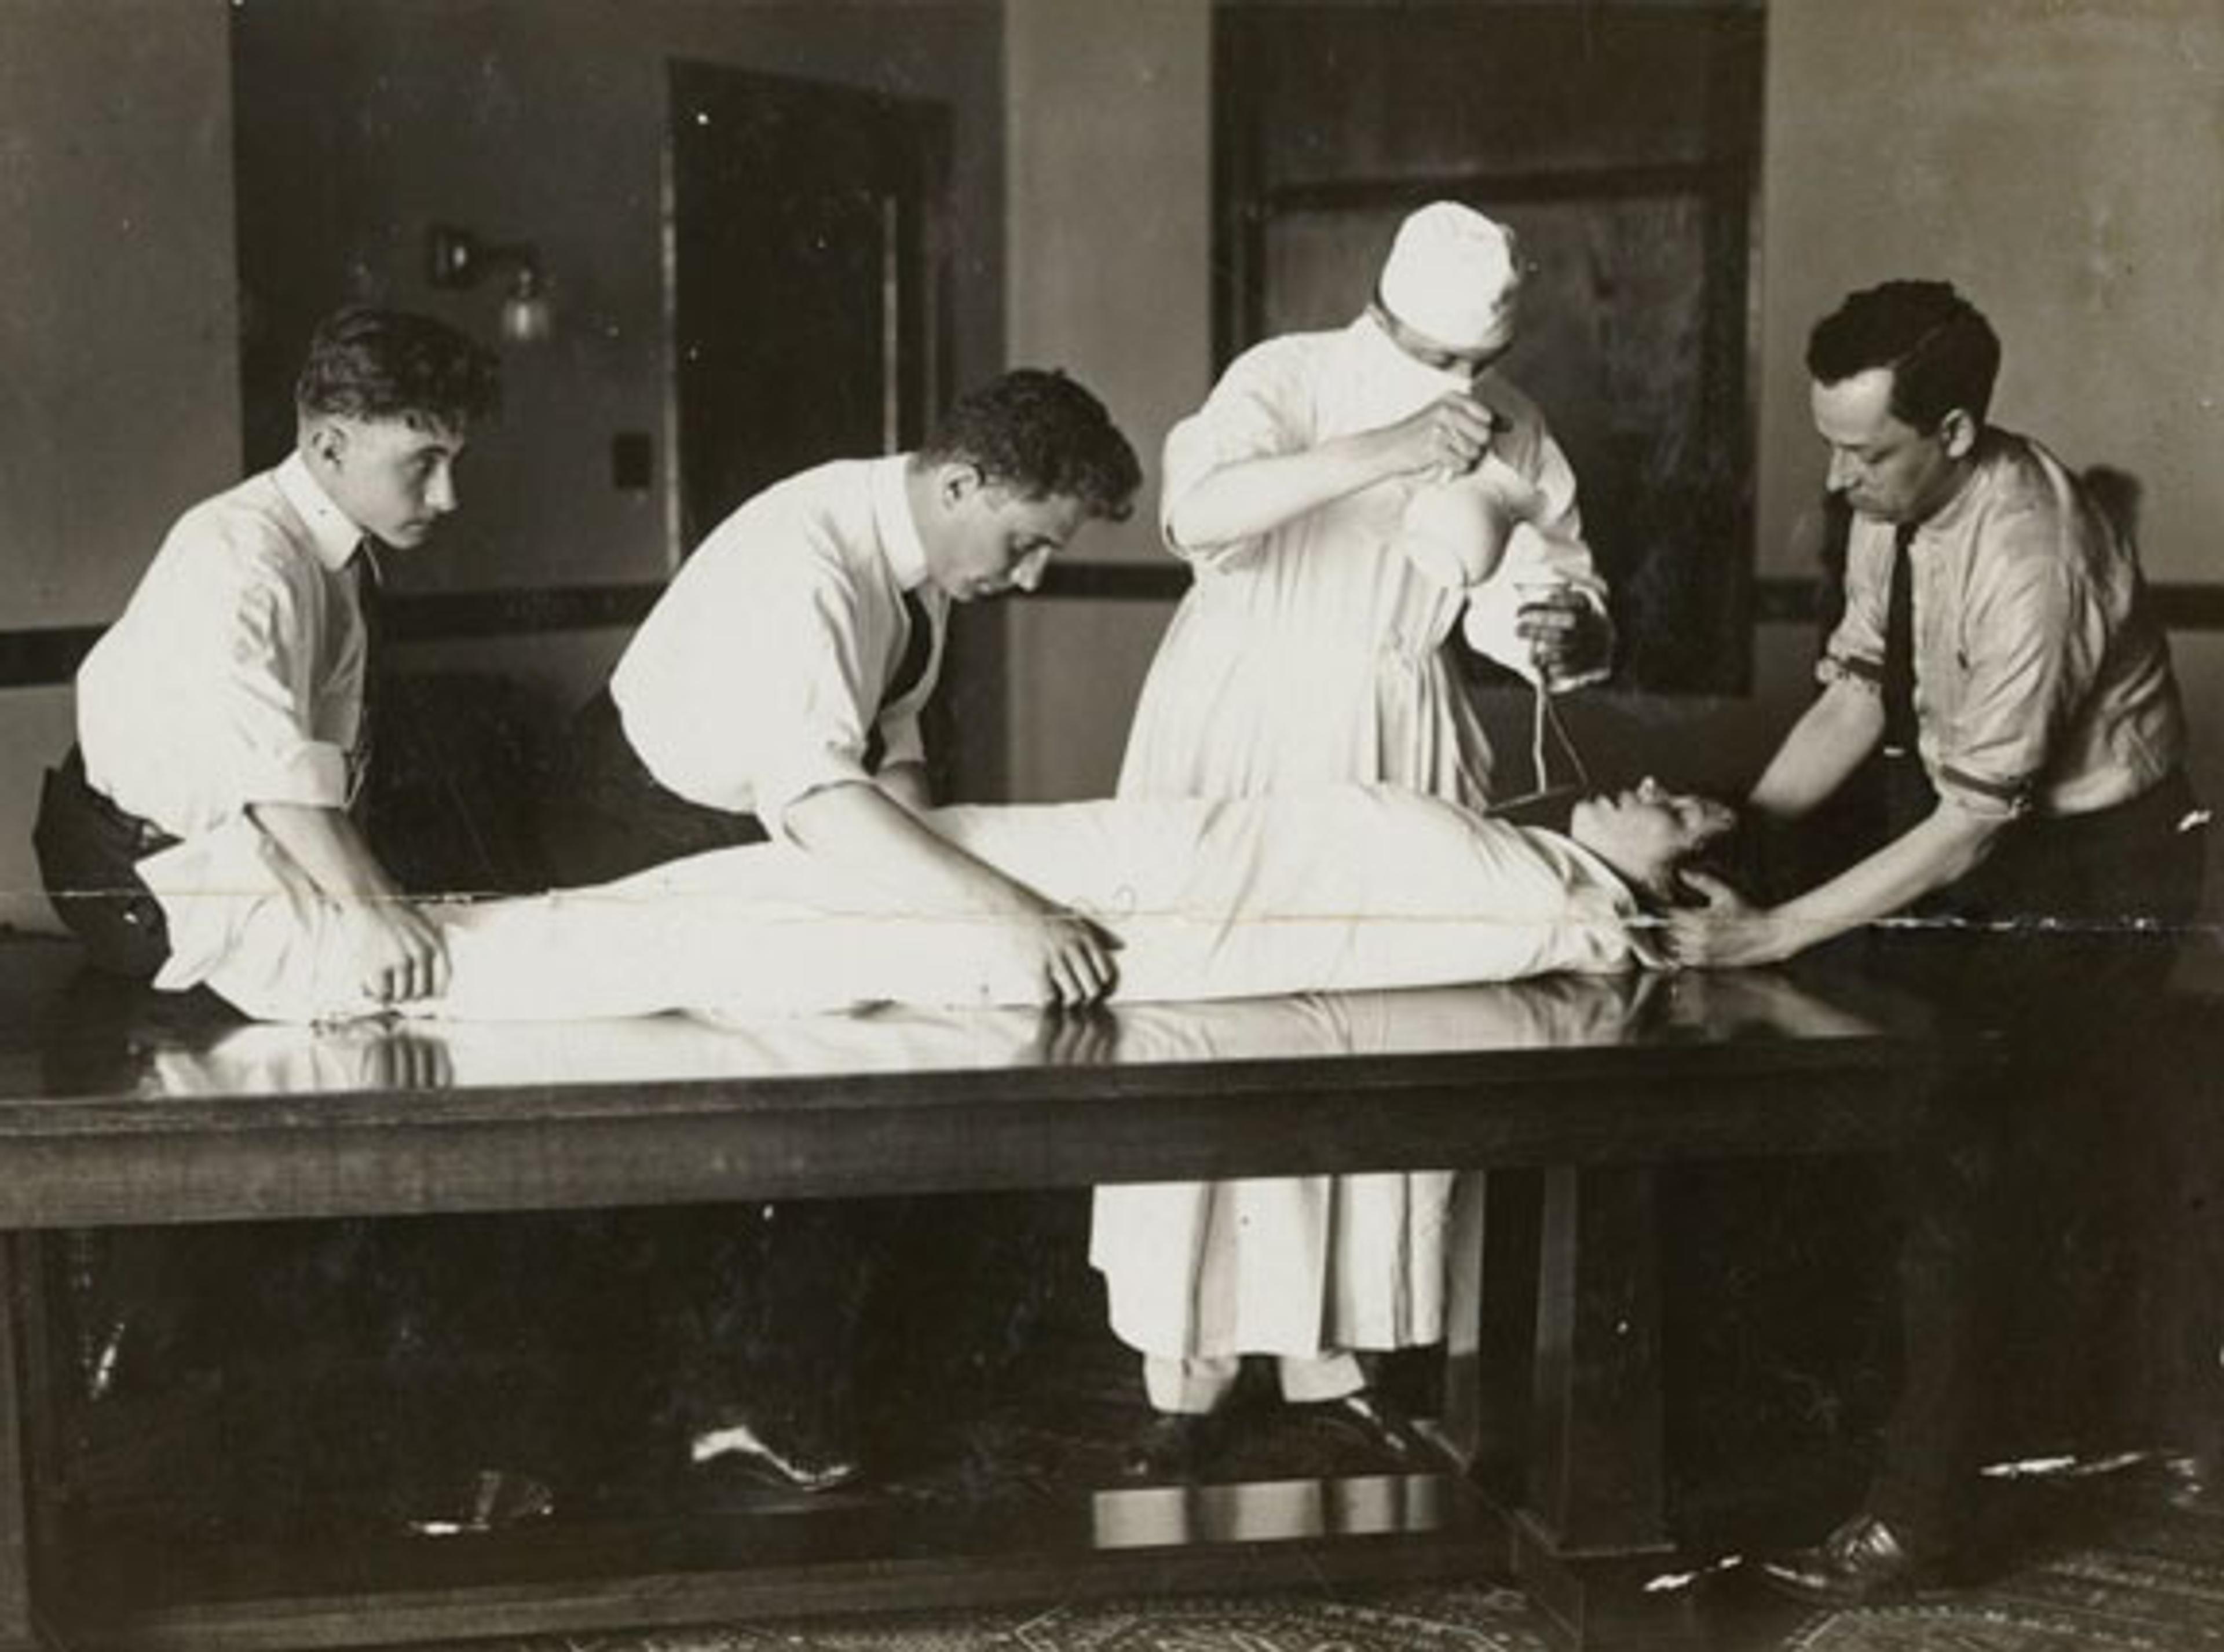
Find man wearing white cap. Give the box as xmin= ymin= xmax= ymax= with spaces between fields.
xmin=1100 ymin=201 xmax=1614 ymax=1475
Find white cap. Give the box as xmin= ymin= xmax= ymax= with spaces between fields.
xmin=1377 ymin=202 xmax=1523 ymax=353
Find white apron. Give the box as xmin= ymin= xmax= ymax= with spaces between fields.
xmin=1100 ymin=317 xmax=1604 ymax=1362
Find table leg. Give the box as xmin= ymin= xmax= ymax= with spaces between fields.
xmin=1514 ymin=1164 xmax=1696 ymax=1649
xmin=1436 ymin=1170 xmax=1541 ymax=1498
xmin=0 ymin=1239 xmax=56 ymax=1650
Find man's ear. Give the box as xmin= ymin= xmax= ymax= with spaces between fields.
xmin=937 ymin=460 xmax=983 ymax=511
xmin=302 ymin=416 xmax=348 ymax=470
xmin=1937 ymin=407 xmax=1978 ymax=460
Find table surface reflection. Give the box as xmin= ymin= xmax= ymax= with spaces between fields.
xmin=0 ymin=936 xmax=1954 ymax=1227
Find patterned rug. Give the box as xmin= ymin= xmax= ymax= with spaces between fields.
xmin=441 ymin=1583 xmax=1552 ymax=1651
xmin=1787 ymin=1475 xmax=2224 ymax=1652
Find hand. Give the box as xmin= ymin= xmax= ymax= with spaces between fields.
xmin=346 ymin=898 xmax=451 ymax=1005
xmin=1031 ymin=1003 xmax=1122 ymax=1066
xmin=1377 ymin=393 xmax=1498 ymax=483
xmin=358 ymin=1027 xmax=456 ymax=1089
xmin=1515 ymin=586 xmax=1612 ymax=688
xmin=1663 ymin=872 xmax=1794 ymax=969
xmin=1010 ymin=906 xmax=1121 ymax=1009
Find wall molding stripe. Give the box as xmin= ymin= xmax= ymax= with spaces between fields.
xmin=8 ymin=574 xmax=2224 ymax=690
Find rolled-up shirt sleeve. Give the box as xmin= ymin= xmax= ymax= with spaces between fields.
xmin=200 ymin=550 xmax=352 ymax=813
xmin=1160 ymin=341 xmax=1304 ymax=569
xmin=1931 ymin=533 xmax=2098 ymax=818
xmin=1818 ymin=528 xmax=1889 ymax=694
xmin=727 ymin=567 xmax=884 ymax=836
xmin=873 ymin=705 xmax=927 ymax=775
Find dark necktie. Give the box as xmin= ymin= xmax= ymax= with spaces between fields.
xmin=350 ymin=542 xmax=386 ymax=807
xmin=1880 ymin=522 xmax=1919 ymax=759
xmin=863 ymin=587 xmax=934 ymax=774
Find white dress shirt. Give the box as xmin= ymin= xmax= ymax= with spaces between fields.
xmin=609 ymin=456 xmax=945 ymax=835
xmin=1820 ymin=430 xmax=2186 ymax=819
xmin=76 ymin=452 xmax=370 ymax=839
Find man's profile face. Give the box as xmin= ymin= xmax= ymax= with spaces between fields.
xmin=312 ymin=414 xmax=468 ymax=549
xmin=925 ymin=469 xmax=1088 ymax=602
xmin=1570 ymin=778 xmax=1735 ymax=895
xmin=1810 ymin=368 xmax=1964 ymax=526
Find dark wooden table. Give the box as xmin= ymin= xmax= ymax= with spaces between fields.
xmin=0 ymin=939 xmax=1966 ymax=1650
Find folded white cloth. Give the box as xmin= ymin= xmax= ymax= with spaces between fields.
xmin=1398 ymin=453 xmax=1547 ymax=590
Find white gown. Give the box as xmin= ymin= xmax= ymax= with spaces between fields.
xmin=1103 ymin=316 xmax=1607 ymax=1364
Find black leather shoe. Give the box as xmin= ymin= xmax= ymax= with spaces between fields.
xmin=1758 ymin=1513 xmax=1944 ymax=1606
xmin=1303 ymin=1389 xmax=1440 ymax=1465
xmin=690 ymin=1411 xmax=862 ymax=1495
xmin=1122 ymin=1412 xmax=1229 ymax=1482
xmin=395 ymin=1467 xmax=557 ymax=1537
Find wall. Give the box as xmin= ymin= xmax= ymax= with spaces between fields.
xmin=231 ymin=0 xmax=1011 ymax=804
xmin=232 ymin=0 xmax=1007 ymax=593
xmin=1000 ymin=0 xmax=1213 ymax=801
xmin=0 ymin=0 xmax=1012 ymax=935
xmin=0 ymin=0 xmax=239 ymax=931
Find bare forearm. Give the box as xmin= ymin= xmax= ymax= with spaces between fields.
xmin=247 ymin=803 xmax=404 ymax=901
xmin=1668 ymin=800 xmax=2007 ymax=969
xmin=877 ymin=760 xmax=934 ymax=814
xmin=1771 ymin=805 xmax=2007 ymax=953
xmin=1749 ymin=682 xmax=1885 ymax=821
xmin=784 ymin=782 xmax=1044 ymax=916
xmin=248 ymin=801 xmax=447 ymax=1000
xmin=1166 ymin=433 xmax=1400 ymax=550
xmin=784 ymin=781 xmax=1118 ymax=1005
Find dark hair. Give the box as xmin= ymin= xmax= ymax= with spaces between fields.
xmin=920 ymin=368 xmax=1141 ymax=523
xmin=1666 ymin=818 xmax=1755 ymax=909
xmin=295 ymin=306 xmax=502 ymax=433
xmin=1805 ymin=280 xmax=2000 ymax=431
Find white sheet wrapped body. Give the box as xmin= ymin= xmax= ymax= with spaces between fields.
xmin=137 ymin=783 xmax=1648 ymax=1025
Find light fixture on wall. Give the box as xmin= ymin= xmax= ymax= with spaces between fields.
xmin=426 ymin=224 xmax=554 ymax=345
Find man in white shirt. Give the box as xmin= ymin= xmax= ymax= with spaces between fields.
xmin=544 ymin=368 xmax=1142 ymax=1008
xmin=535 ymin=368 xmax=1141 ymax=1496
xmin=1672 ymin=281 xmax=2205 ymax=1605
xmin=35 ymin=306 xmax=500 ymax=1003
xmin=30 ymin=306 xmax=510 ymax=1525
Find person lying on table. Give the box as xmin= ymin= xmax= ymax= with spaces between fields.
xmin=1669 ymin=280 xmax=2205 ymax=1605
xmin=139 ymin=778 xmax=1734 ymax=1025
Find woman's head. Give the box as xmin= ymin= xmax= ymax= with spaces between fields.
xmin=1569 ymin=779 xmax=1738 ymax=902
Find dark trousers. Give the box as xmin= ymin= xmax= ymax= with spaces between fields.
xmin=537 ymin=688 xmax=768 ymax=888
xmin=32 ymin=746 xmax=178 ymax=978
xmin=1860 ymin=767 xmax=2208 ymax=1541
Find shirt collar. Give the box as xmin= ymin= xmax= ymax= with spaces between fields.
xmin=274 ymin=451 xmax=370 ymax=572
xmin=1910 ymin=429 xmax=1999 ymax=543
xmin=870 ymin=454 xmax=931 ymax=592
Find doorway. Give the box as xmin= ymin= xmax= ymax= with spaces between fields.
xmin=665 ymin=61 xmax=952 ymax=553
